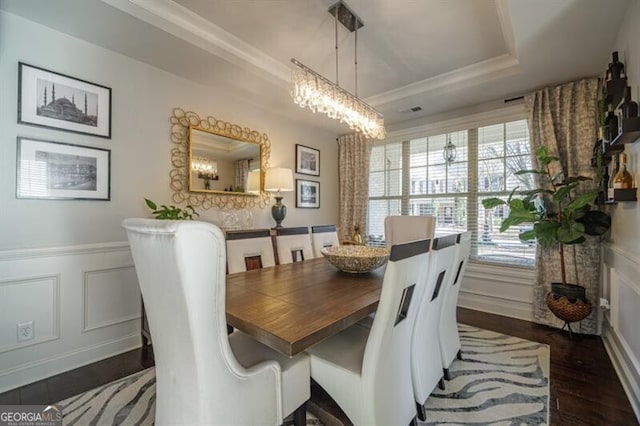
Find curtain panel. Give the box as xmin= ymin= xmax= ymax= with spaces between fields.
xmin=525 ymin=77 xmax=601 ymax=334
xmin=338 ymin=133 xmax=373 ymax=242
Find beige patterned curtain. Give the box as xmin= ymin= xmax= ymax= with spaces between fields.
xmin=525 ymin=77 xmax=600 ymax=334
xmin=338 ymin=133 xmax=374 ymax=242
xmin=234 ymin=160 xmax=250 ymax=191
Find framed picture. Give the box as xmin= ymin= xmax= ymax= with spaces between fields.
xmin=18 ymin=62 xmax=112 ymax=138
xmin=296 ymin=179 xmax=320 ymax=208
xmin=295 ymin=144 xmax=320 ymax=176
xmin=16 ymin=137 xmax=111 ymax=200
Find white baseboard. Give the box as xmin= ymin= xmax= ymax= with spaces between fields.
xmin=458 ymin=289 xmax=532 ymax=321
xmin=0 ymin=333 xmax=141 ymax=394
xmin=602 ymin=321 xmax=640 ymax=422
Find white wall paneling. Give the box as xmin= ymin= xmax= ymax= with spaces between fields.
xmin=0 ymin=275 xmax=60 ymax=353
xmin=602 ymin=244 xmax=640 ymax=420
xmin=83 ymin=266 xmax=139 ymax=333
xmin=458 ymin=262 xmax=535 ymax=321
xmin=0 ymin=242 xmax=140 ymax=393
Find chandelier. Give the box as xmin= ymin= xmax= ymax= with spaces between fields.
xmin=191 ymin=156 xmax=218 ymax=181
xmin=290 ymin=1 xmax=385 ymax=139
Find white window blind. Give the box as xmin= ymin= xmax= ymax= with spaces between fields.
xmin=367 ymin=119 xmax=535 ymax=266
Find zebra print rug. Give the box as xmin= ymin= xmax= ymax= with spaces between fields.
xmin=57 ymin=325 xmax=549 ymax=425
xmin=423 ymin=324 xmax=549 ymax=425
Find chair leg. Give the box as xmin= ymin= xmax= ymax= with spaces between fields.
xmin=416 ymin=400 xmax=427 ymax=421
xmin=438 ymin=377 xmax=446 ymax=390
xmin=292 ymin=402 xmax=306 ymax=426
xmin=456 ymin=349 xmax=463 ymax=360
xmin=227 ymin=325 xmax=234 ymax=335
xmin=443 ymin=368 xmax=450 ymax=381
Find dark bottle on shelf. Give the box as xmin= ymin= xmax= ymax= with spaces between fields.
xmin=608 ymin=51 xmax=626 ymax=80
xmin=620 ymin=86 xmax=639 ymax=118
xmin=606 ymin=105 xmax=619 ymax=141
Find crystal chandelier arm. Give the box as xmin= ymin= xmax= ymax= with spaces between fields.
xmin=354 ymin=16 xmax=358 ymax=97
xmin=335 ymin=4 xmax=339 ymax=86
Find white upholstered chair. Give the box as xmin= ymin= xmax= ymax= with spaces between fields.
xmin=122 ymin=219 xmax=310 ymax=425
xmin=275 ymin=227 xmax=314 ymax=264
xmin=411 ymin=234 xmax=458 ymax=421
xmin=311 ymin=225 xmax=340 ymax=258
xmin=225 ymin=229 xmax=276 ymax=274
xmin=439 ymin=231 xmax=472 ymax=380
xmin=384 ymin=215 xmax=436 ymax=248
xmin=306 ymin=239 xmax=430 ymax=425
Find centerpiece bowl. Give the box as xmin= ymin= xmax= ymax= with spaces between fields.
xmin=321 ymin=245 xmax=390 ymax=273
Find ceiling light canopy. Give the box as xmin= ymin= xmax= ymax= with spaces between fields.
xmin=290 ymin=1 xmax=385 ymax=139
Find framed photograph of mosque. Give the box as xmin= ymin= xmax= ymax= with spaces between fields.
xmin=18 ymin=62 xmax=112 ymax=138
xmin=295 ymin=144 xmax=320 ymax=176
xmin=296 ymin=179 xmax=320 ymax=208
xmin=16 ymin=137 xmax=111 ymax=200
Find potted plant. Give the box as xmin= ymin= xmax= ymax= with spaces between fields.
xmin=144 ymin=198 xmax=199 ymax=220
xmin=482 ymin=146 xmax=611 ymax=321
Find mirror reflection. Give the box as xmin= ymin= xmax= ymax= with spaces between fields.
xmin=189 ymin=126 xmax=261 ymax=194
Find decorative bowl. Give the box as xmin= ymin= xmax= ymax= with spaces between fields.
xmin=321 ymin=245 xmax=390 ymax=273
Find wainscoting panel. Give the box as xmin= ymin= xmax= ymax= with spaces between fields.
xmin=83 ymin=267 xmax=140 ymax=332
xmin=0 ymin=275 xmax=60 ymax=353
xmin=458 ymin=261 xmax=535 ymax=321
xmin=602 ymin=243 xmax=640 ymax=420
xmin=0 ymin=242 xmax=140 ymax=393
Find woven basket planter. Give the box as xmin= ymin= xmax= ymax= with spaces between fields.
xmin=546 ymin=292 xmax=592 ymax=323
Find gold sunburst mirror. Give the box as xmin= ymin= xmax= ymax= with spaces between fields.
xmin=170 ymin=108 xmax=271 ymax=209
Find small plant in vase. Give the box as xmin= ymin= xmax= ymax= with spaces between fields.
xmin=482 ymin=146 xmax=611 ymax=329
xmin=144 ymin=198 xmax=199 ymax=220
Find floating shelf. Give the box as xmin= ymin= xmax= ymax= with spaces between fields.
xmin=613 ymin=188 xmax=637 ymax=202
xmin=591 ymin=139 xmax=624 ymax=166
xmin=610 ymin=117 xmax=640 ymax=146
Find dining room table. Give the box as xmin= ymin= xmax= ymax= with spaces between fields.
xmin=225 ymin=257 xmax=385 ymax=357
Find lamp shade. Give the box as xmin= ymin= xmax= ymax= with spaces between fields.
xmin=265 ymin=168 xmax=294 ymax=192
xmin=246 ymin=170 xmax=261 ymax=193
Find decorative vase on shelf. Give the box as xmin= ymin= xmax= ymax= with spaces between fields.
xmin=608 ymin=51 xmax=626 ymax=80
xmin=620 ymin=86 xmax=638 ymax=119
xmin=614 ymin=153 xmax=633 ymax=190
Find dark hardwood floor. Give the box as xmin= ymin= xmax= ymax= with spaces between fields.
xmin=0 ymin=308 xmax=637 ymax=425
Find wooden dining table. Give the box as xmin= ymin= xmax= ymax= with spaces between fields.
xmin=225 ymin=257 xmax=385 ymax=357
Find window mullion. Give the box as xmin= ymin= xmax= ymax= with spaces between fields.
xmin=401 ymin=140 xmax=410 ymax=215
xmin=468 ymin=128 xmax=479 ymax=257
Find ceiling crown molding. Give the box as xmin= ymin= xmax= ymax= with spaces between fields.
xmin=101 ymin=0 xmax=521 ymax=108
xmin=101 ymin=0 xmax=290 ymax=84
xmin=365 ymin=53 xmax=521 ymax=107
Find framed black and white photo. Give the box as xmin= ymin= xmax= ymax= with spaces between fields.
xmin=295 ymin=144 xmax=320 ymax=176
xmin=18 ymin=63 xmax=112 ymax=138
xmin=16 ymin=137 xmax=111 ymax=200
xmin=296 ymin=179 xmax=320 ymax=208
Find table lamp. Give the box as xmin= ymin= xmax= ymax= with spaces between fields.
xmin=265 ymin=167 xmax=294 ymax=228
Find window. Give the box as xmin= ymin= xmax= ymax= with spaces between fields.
xmin=367 ymin=119 xmax=535 ymax=266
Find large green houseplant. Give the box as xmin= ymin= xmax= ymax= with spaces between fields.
xmin=482 ymin=146 xmax=611 ymax=306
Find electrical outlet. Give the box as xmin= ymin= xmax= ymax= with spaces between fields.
xmin=600 ymin=298 xmax=611 ymax=310
xmin=17 ymin=321 xmax=34 ymax=342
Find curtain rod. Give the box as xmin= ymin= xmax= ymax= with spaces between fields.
xmin=504 ymin=96 xmax=524 ymax=103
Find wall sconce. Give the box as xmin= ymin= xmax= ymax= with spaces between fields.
xmin=265 ymin=168 xmax=294 ymax=228
xmin=192 ymin=156 xmax=218 ymax=189
xmin=443 ymin=135 xmax=457 ymax=165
